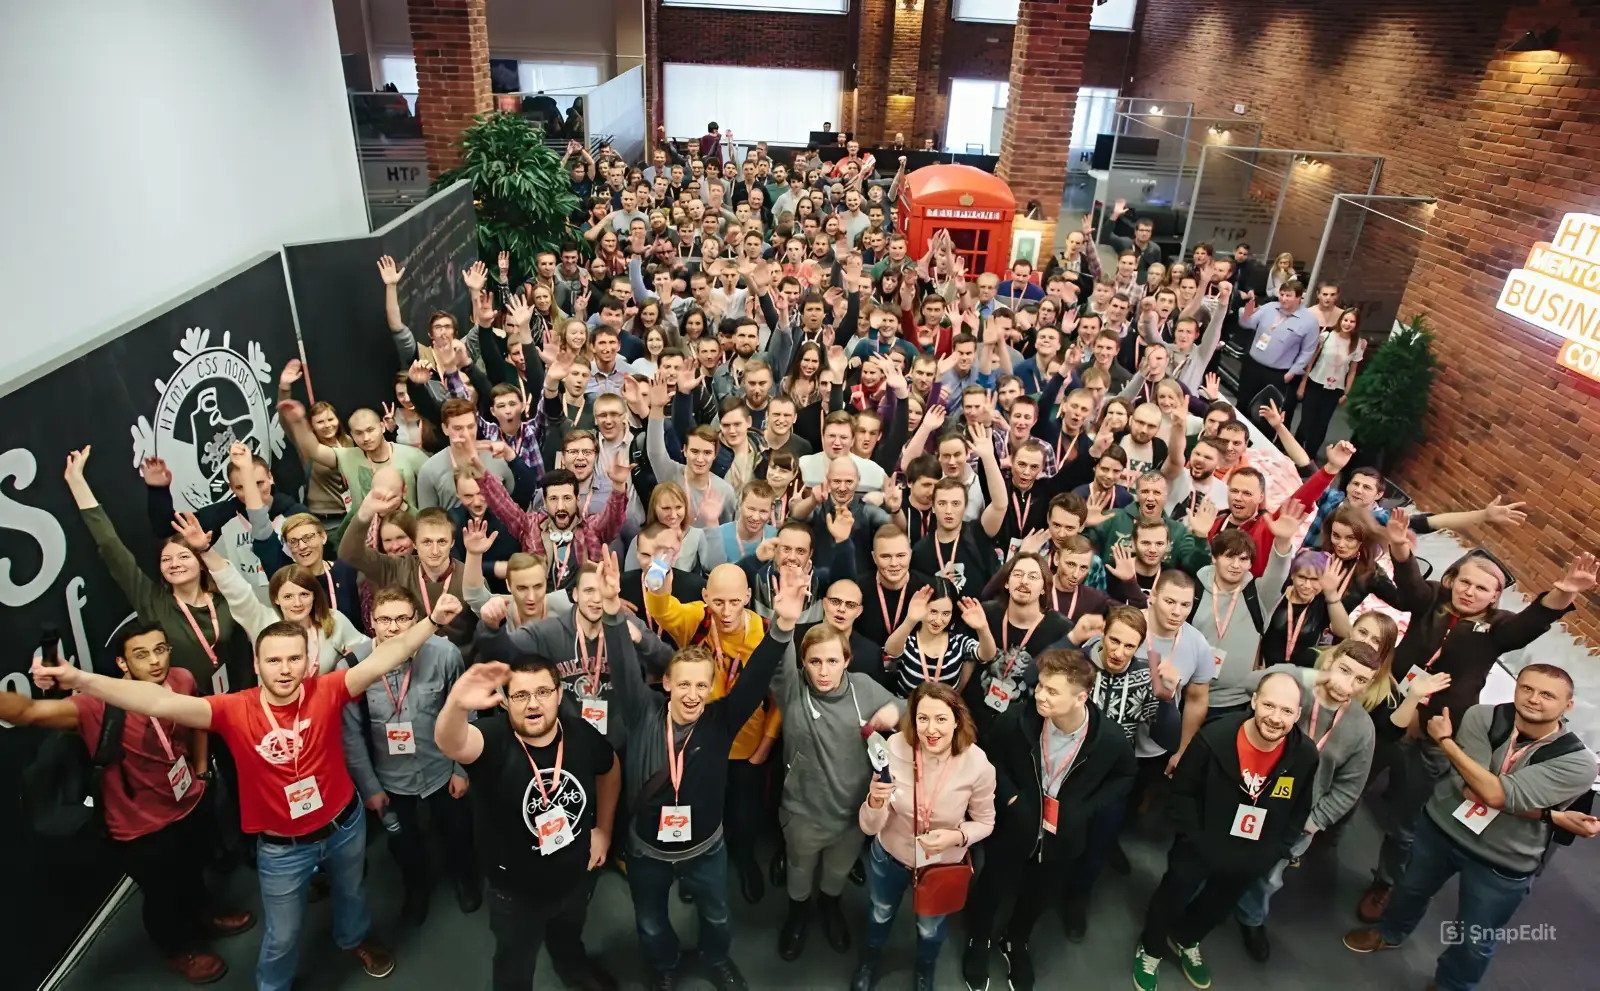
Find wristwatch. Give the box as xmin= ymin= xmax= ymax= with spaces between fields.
xmin=1540 ymin=808 xmax=1555 ymax=825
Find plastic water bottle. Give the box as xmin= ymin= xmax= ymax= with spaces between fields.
xmin=381 ymin=810 xmax=400 ymax=834
xmin=643 ymin=551 xmax=673 ymax=592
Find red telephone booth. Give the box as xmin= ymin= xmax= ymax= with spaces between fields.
xmin=899 ymin=164 xmax=1018 ymax=278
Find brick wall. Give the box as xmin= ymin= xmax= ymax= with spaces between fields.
xmin=996 ymin=0 xmax=1095 ymax=223
xmin=408 ymin=0 xmax=494 ymax=178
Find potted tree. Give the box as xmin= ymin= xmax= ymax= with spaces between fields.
xmin=432 ymin=110 xmax=579 ymax=284
xmin=1344 ymin=313 xmax=1439 ymax=477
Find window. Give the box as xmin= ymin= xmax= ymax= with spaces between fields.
xmin=944 ymin=78 xmax=1007 ymax=154
xmin=379 ymin=55 xmax=418 ymax=93
xmin=953 ymin=0 xmax=1138 ymax=31
xmin=663 ymin=65 xmax=842 ymax=145
xmin=664 ymin=0 xmax=846 ymax=11
xmin=1071 ymin=87 xmax=1120 ymax=153
xmin=377 ymin=55 xmax=601 ymax=96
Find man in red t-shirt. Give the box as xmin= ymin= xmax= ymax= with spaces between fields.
xmin=7 ymin=621 xmax=253 ymax=983
xmin=34 ymin=594 xmax=463 ymax=991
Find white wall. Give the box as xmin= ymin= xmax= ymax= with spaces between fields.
xmin=0 ymin=0 xmax=367 ymax=375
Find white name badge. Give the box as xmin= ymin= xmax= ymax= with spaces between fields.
xmin=285 ymin=776 xmax=324 ymax=819
xmin=1212 ymin=647 xmax=1228 ymax=676
xmin=1401 ymin=666 xmax=1428 ymax=697
xmin=168 ymin=757 xmax=194 ymax=802
xmin=1452 ymin=799 xmax=1501 ymax=835
xmin=658 ymin=805 xmax=693 ymax=843
xmin=579 ymin=698 xmax=609 ymax=735
xmin=914 ymin=837 xmax=931 ymax=868
xmin=1253 ymin=333 xmax=1273 ymax=353
xmin=386 ymin=721 xmax=417 ymax=755
xmin=985 ymin=678 xmax=1016 ymax=713
xmin=534 ymin=809 xmax=575 ymax=854
xmin=1006 ymin=537 xmax=1023 ymax=561
xmin=1230 ymin=803 xmax=1266 ymax=840
xmin=211 ymin=667 xmax=230 ymax=695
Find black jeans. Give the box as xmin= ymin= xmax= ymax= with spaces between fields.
xmin=1140 ymin=838 xmax=1263 ymax=950
xmin=1235 ymin=354 xmax=1290 ymax=416
xmin=1294 ymin=380 xmax=1343 ymax=458
xmin=114 ymin=796 xmax=217 ymax=955
xmin=388 ymin=786 xmax=477 ymax=895
xmin=488 ymin=880 xmax=591 ymax=990
xmin=724 ymin=757 xmax=767 ymax=869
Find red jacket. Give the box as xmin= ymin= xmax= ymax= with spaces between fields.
xmin=1210 ymin=467 xmax=1335 ymax=576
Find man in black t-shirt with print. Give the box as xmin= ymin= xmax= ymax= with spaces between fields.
xmin=436 ymin=655 xmax=622 ymax=991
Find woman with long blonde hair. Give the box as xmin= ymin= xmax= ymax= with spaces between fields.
xmin=1265 ymin=252 xmax=1297 ymax=296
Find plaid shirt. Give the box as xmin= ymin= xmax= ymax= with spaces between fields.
xmin=479 ymin=471 xmax=627 ymax=588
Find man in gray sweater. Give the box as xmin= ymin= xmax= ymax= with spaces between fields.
xmin=1235 ymin=644 xmax=1379 ymax=960
xmin=770 ymin=622 xmax=901 ymax=961
xmin=1344 ymin=663 xmax=1600 ymax=990
xmin=1189 ymin=517 xmax=1297 ymax=722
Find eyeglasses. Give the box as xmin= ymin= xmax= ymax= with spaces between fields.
xmin=507 ymin=688 xmax=559 ymax=705
xmin=824 ymin=597 xmax=863 ymax=611
xmin=286 ymin=533 xmax=322 ymax=548
xmin=372 ymin=616 xmax=417 ymax=628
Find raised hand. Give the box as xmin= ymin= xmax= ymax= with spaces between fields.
xmin=1555 ymin=552 xmax=1598 ymax=595
xmin=454 ymin=661 xmax=511 ymax=710
xmin=478 ymin=596 xmax=510 ymax=629
xmin=462 ymin=518 xmax=495 ymax=556
xmin=1385 ymin=507 xmax=1411 ymax=548
xmin=428 ymin=592 xmax=465 ymax=627
xmin=1069 ymin=612 xmax=1105 ymax=645
xmin=381 ymin=402 xmax=397 ymax=432
xmin=647 ymin=371 xmax=672 ymax=410
xmin=1411 ymin=670 xmax=1451 ymax=697
xmin=771 ymin=564 xmax=811 ymax=630
xmin=827 ymin=505 xmax=855 ymax=543
xmin=1320 ymin=558 xmax=1349 ymax=599
xmin=958 ymin=596 xmax=989 ymax=631
xmin=906 ymin=585 xmax=934 ymax=627
xmin=498 ymin=250 xmax=511 ymax=277
xmin=139 ymin=456 xmax=172 ymax=488
xmin=279 ymin=359 xmax=304 ymax=391
xmin=1187 ymin=495 xmax=1221 ymax=537
xmin=169 ymin=511 xmax=213 ymax=553
xmin=463 ymin=260 xmax=489 ymax=293
xmin=607 ymin=450 xmax=635 ymax=489
xmin=1483 ymin=495 xmax=1528 ymax=527
xmin=599 ymin=547 xmax=624 ymax=613
xmin=505 ymin=293 xmax=533 ymax=329
xmin=1324 ymin=439 xmax=1357 ymax=472
xmin=923 ymin=403 xmax=947 ymax=432
xmin=1202 ymin=371 xmax=1222 ymax=401
xmin=376 ymin=255 xmax=405 ymax=285
xmin=1426 ymin=705 xmax=1454 ymax=743
xmin=406 ymin=360 xmax=432 ymax=386
xmin=360 ymin=485 xmax=404 ymax=519
xmin=1085 ymin=488 xmax=1114 ymax=528
xmin=1107 ymin=542 xmax=1138 ymax=581
xmin=63 ymin=446 xmax=92 ymax=486
xmin=1266 ymin=497 xmax=1307 ymax=540
xmin=1081 ymin=213 xmax=1095 ymax=235
xmin=1019 ymin=528 xmax=1050 ymax=556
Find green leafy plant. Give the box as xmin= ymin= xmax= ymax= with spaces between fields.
xmin=1345 ymin=313 xmax=1438 ymax=468
xmin=433 ymin=111 xmax=578 ymax=282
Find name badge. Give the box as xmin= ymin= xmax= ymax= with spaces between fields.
xmin=1452 ymin=799 xmax=1500 ymax=835
xmin=580 ymin=699 xmax=609 ymax=735
xmin=168 ymin=757 xmax=194 ymax=802
xmin=1212 ymin=647 xmax=1228 ymax=676
xmin=1006 ymin=537 xmax=1023 ymax=561
xmin=984 ymin=678 xmax=1016 ymax=713
xmin=914 ymin=837 xmax=931 ymax=869
xmin=211 ymin=667 xmax=230 ymax=695
xmin=658 ymin=805 xmax=693 ymax=843
xmin=285 ymin=775 xmax=324 ymax=819
xmin=1400 ymin=666 xmax=1429 ymax=697
xmin=386 ymin=721 xmax=416 ymax=755
xmin=1230 ymin=803 xmax=1266 ymax=840
xmin=534 ymin=809 xmax=575 ymax=854
xmin=1253 ymin=333 xmax=1273 ymax=353
xmin=1042 ymin=795 xmax=1059 ymax=834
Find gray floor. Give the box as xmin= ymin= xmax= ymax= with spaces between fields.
xmin=57 ymin=793 xmax=1600 ymax=990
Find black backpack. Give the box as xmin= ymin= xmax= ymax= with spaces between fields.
xmin=22 ymin=703 xmax=130 ymax=837
xmin=1485 ymin=703 xmax=1597 ymax=870
xmin=1190 ymin=581 xmax=1265 ymax=634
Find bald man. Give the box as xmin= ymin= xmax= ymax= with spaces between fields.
xmin=643 ymin=559 xmax=782 ymax=902
xmin=283 ymin=402 xmax=430 ymax=514
xmin=792 ymin=457 xmax=891 ymax=560
xmin=1132 ymin=672 xmax=1319 ymax=991
xmin=796 ymin=579 xmax=889 ymax=688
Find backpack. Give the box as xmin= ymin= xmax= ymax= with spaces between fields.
xmin=1485 ymin=702 xmax=1596 ymax=870
xmin=1190 ymin=581 xmax=1265 ymax=635
xmin=22 ymin=703 xmax=129 ymax=838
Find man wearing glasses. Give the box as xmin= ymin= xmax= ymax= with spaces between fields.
xmin=799 ymin=578 xmax=890 ymax=688
xmin=339 ymin=587 xmax=479 ymax=926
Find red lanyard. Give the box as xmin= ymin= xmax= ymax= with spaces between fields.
xmin=1424 ymin=614 xmax=1461 ymax=670
xmin=150 ymin=710 xmax=179 ymax=762
xmin=913 ymin=745 xmax=955 ymax=833
xmin=1500 ymin=728 xmax=1556 ymax=773
xmin=519 ymin=729 xmax=565 ymax=805
xmin=1283 ymin=600 xmax=1309 ymax=664
xmin=1041 ymin=719 xmax=1087 ymax=793
xmin=918 ymin=634 xmax=950 ymax=685
xmin=418 ymin=566 xmax=452 ymax=615
xmin=1010 ymin=491 xmax=1033 ymax=534
xmin=935 ymin=526 xmax=961 ymax=572
xmin=709 ymin=624 xmax=743 ymax=687
xmin=257 ymin=687 xmax=306 ymax=778
xmin=665 ymin=715 xmax=696 ymax=803
xmin=1336 ymin=563 xmax=1355 ymax=599
xmin=576 ymin=627 xmax=605 ymax=695
xmin=878 ymin=583 xmax=908 ymax=634
xmin=320 ymin=566 xmax=336 ymax=607
xmin=382 ymin=665 xmax=413 ymax=717
xmin=176 ymin=597 xmax=221 ymax=669
xmin=1052 ymin=584 xmax=1080 ymax=617
xmin=1309 ymin=696 xmax=1347 ymax=752
xmin=640 ymin=576 xmax=663 ymax=635
xmin=551 ymin=540 xmax=574 ymax=586
xmin=1000 ymin=611 xmax=1041 ymax=680
xmin=1211 ymin=582 xmax=1241 ymax=640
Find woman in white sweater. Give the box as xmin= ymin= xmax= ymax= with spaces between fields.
xmin=172 ymin=513 xmax=367 ymax=673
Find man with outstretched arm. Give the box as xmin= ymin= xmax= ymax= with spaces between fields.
xmin=33 ymin=593 xmax=465 ymax=991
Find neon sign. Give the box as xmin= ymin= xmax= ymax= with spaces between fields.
xmin=1495 ymin=212 xmax=1600 ymax=383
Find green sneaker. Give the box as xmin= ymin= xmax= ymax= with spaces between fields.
xmin=1131 ymin=944 xmax=1162 ymax=991
xmin=1166 ymin=937 xmax=1212 ymax=990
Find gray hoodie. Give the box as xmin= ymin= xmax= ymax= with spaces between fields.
xmin=1193 ymin=545 xmax=1292 ymax=709
xmin=771 ymin=634 xmax=900 ymax=842
xmin=1257 ymin=664 xmax=1376 ymax=831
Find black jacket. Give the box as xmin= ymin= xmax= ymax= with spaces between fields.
xmin=989 ymin=701 xmax=1136 ymax=865
xmin=1166 ymin=713 xmax=1318 ymax=875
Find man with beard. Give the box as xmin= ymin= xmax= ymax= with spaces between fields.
xmin=479 ymin=460 xmax=631 ymax=596
xmin=1165 ymin=434 xmax=1229 ymax=522
xmin=1209 ymin=440 xmax=1353 ymax=577
xmin=1132 ymin=672 xmax=1319 ymax=991
xmin=434 ymin=652 xmax=622 ymax=991
xmin=968 ymin=553 xmax=1082 ymax=734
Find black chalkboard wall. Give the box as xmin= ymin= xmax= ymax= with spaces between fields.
xmin=0 ymin=253 xmax=301 ymax=989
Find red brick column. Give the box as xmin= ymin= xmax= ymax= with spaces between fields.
xmin=855 ymin=0 xmax=893 ymax=143
xmin=912 ymin=0 xmax=951 ymax=146
xmin=407 ymin=0 xmax=493 ymax=180
xmin=883 ymin=2 xmax=924 ymax=141
xmin=996 ymin=0 xmax=1094 ymax=223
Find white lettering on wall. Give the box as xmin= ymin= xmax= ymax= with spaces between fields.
xmin=0 ymin=448 xmax=68 ymax=607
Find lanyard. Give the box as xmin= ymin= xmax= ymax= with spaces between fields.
xmin=150 ymin=708 xmax=179 ymax=763
xmin=418 ymin=566 xmax=452 ymax=615
xmin=1211 ymin=582 xmax=1242 ymax=640
xmin=1500 ymin=728 xmax=1558 ymax=774
xmin=1336 ymin=562 xmax=1355 ymax=599
xmin=665 ymin=715 xmax=697 ymax=803
xmin=913 ymin=745 xmax=955 ymax=834
xmin=576 ymin=627 xmax=605 ymax=696
xmin=917 ymin=634 xmax=950 ymax=686
xmin=709 ymin=624 xmax=743 ymax=688
xmin=878 ymin=583 xmax=908 ymax=634
xmin=257 ymin=687 xmax=307 ymax=779
xmin=1309 ymin=696 xmax=1347 ymax=752
xmin=1283 ymin=599 xmax=1310 ymax=665
xmin=383 ymin=665 xmax=413 ymax=717
xmin=1424 ymin=614 xmax=1462 ymax=670
xmin=935 ymin=526 xmax=961 ymax=573
xmin=1010 ymin=490 xmax=1033 ymax=534
xmin=1041 ymin=719 xmax=1087 ymax=794
xmin=551 ymin=539 xmax=574 ymax=586
xmin=640 ymin=576 xmax=664 ymax=635
xmin=176 ymin=596 xmax=221 ymax=669
xmin=912 ymin=505 xmax=932 ymax=540
xmin=519 ymin=727 xmax=565 ymax=806
xmin=320 ymin=565 xmax=336 ymax=606
xmin=1000 ymin=611 xmax=1041 ymax=680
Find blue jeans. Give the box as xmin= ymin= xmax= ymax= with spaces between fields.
xmin=254 ymin=801 xmax=371 ymax=991
xmin=865 ymin=839 xmax=948 ymax=967
xmin=1235 ymin=830 xmax=1315 ymax=927
xmin=626 ymin=838 xmax=732 ymax=974
xmin=1378 ymin=815 xmax=1535 ymax=991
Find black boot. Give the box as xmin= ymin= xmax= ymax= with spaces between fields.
xmin=399 ymin=885 xmax=429 ymax=927
xmin=817 ymin=893 xmax=851 ymax=952
xmin=913 ymin=957 xmax=937 ymax=991
xmin=778 ymin=898 xmax=811 ymax=961
xmin=1062 ymin=896 xmax=1088 ymax=942
xmin=849 ymin=949 xmax=881 ymax=991
xmin=737 ymin=857 xmax=764 ymax=903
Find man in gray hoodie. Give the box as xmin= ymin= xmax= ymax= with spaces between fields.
xmin=1235 ymin=643 xmax=1380 ymax=960
xmin=1189 ymin=513 xmax=1299 ymax=722
xmin=771 ymin=620 xmax=901 ymax=963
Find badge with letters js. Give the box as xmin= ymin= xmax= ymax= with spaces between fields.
xmin=658 ymin=805 xmax=692 ymax=843
xmin=1230 ymin=803 xmax=1266 ymax=840
xmin=534 ymin=809 xmax=574 ymax=854
xmin=385 ymin=721 xmax=416 ymax=755
xmin=1270 ymin=776 xmax=1294 ymax=800
xmin=285 ymin=776 xmax=324 ymax=819
xmin=1452 ymin=799 xmax=1500 ymax=834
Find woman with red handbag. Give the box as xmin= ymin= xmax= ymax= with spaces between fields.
xmin=854 ymin=682 xmax=996 ymax=991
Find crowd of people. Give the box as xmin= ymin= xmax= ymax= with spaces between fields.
xmin=12 ymin=126 xmax=1600 ymax=991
